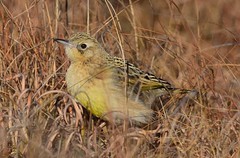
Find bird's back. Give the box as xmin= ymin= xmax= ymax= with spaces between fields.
xmin=106 ymin=56 xmax=179 ymax=106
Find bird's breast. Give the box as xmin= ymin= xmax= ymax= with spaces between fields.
xmin=65 ymin=62 xmax=121 ymax=117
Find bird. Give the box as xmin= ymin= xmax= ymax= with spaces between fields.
xmin=54 ymin=32 xmax=189 ymax=125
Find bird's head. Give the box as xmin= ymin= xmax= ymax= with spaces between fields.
xmin=54 ymin=33 xmax=105 ymax=63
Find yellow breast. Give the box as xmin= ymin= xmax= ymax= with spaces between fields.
xmin=66 ymin=62 xmax=116 ymax=118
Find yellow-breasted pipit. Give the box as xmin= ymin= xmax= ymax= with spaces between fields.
xmin=54 ymin=32 xmax=188 ymax=125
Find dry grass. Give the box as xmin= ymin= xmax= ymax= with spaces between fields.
xmin=0 ymin=0 xmax=239 ymax=157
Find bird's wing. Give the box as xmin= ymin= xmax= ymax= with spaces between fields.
xmin=107 ymin=56 xmax=174 ymax=92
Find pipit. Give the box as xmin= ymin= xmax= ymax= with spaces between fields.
xmin=54 ymin=32 xmax=188 ymax=125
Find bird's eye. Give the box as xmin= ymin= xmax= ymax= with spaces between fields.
xmin=77 ymin=43 xmax=88 ymax=51
xmin=80 ymin=43 xmax=87 ymax=49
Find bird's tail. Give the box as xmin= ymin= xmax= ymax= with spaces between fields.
xmin=171 ymin=88 xmax=191 ymax=95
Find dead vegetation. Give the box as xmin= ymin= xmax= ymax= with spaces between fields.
xmin=0 ymin=0 xmax=239 ymax=157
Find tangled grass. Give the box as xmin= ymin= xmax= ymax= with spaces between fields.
xmin=0 ymin=0 xmax=239 ymax=157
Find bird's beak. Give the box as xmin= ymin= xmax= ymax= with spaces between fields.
xmin=54 ymin=38 xmax=74 ymax=47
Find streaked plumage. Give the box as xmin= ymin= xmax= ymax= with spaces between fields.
xmin=54 ymin=32 xmax=188 ymax=125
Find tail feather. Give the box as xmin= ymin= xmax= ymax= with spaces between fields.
xmin=171 ymin=88 xmax=191 ymax=94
